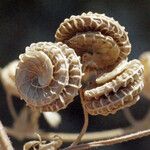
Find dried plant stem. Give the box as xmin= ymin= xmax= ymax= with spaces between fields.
xmin=6 ymin=94 xmax=18 ymax=120
xmin=63 ymin=129 xmax=150 ymax=150
xmin=5 ymin=109 xmax=150 ymax=143
xmin=5 ymin=126 xmax=130 ymax=142
xmin=67 ymin=90 xmax=89 ymax=147
xmin=0 ymin=121 xmax=14 ymax=150
xmin=70 ymin=105 xmax=88 ymax=146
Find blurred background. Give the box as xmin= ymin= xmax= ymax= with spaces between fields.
xmin=0 ymin=0 xmax=150 ymax=149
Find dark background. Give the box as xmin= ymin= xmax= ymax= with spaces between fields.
xmin=0 ymin=0 xmax=150 ymax=149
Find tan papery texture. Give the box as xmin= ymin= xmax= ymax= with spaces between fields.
xmin=83 ymin=60 xmax=144 ymax=115
xmin=15 ymin=42 xmax=82 ymax=112
xmin=55 ymin=12 xmax=131 ymax=69
xmin=55 ymin=12 xmax=144 ymax=116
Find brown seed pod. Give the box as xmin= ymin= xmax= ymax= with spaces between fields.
xmin=82 ymin=59 xmax=144 ymax=116
xmin=55 ymin=12 xmax=131 ymax=69
xmin=1 ymin=60 xmax=19 ymax=96
xmin=55 ymin=12 xmax=144 ymax=116
xmin=15 ymin=42 xmax=82 ymax=112
xmin=139 ymin=51 xmax=150 ymax=99
xmin=1 ymin=60 xmax=62 ymax=128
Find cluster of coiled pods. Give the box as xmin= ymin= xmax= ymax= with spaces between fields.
xmin=0 ymin=12 xmax=146 ymax=149
xmin=13 ymin=12 xmax=144 ymax=116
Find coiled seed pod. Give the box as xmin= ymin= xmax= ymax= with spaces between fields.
xmin=15 ymin=42 xmax=82 ymax=112
xmin=139 ymin=51 xmax=150 ymax=99
xmin=55 ymin=12 xmax=131 ymax=69
xmin=1 ymin=60 xmax=62 ymax=128
xmin=83 ymin=60 xmax=144 ymax=116
xmin=55 ymin=12 xmax=144 ymax=116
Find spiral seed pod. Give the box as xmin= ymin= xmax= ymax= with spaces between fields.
xmin=139 ymin=51 xmax=150 ymax=99
xmin=55 ymin=12 xmax=131 ymax=69
xmin=15 ymin=42 xmax=82 ymax=112
xmin=55 ymin=12 xmax=144 ymax=116
xmin=82 ymin=59 xmax=144 ymax=116
xmin=1 ymin=60 xmax=19 ymax=96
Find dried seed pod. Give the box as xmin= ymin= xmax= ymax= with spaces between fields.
xmin=96 ymin=59 xmax=128 ymax=85
xmin=82 ymin=59 xmax=144 ymax=116
xmin=1 ymin=60 xmax=19 ymax=96
xmin=85 ymin=60 xmax=143 ymax=98
xmin=55 ymin=12 xmax=144 ymax=116
xmin=139 ymin=51 xmax=150 ymax=99
xmin=15 ymin=42 xmax=82 ymax=112
xmin=23 ymin=134 xmax=63 ymax=150
xmin=55 ymin=12 xmax=131 ymax=69
xmin=1 ymin=59 xmax=62 ymax=128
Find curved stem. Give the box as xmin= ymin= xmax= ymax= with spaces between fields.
xmin=5 ymin=126 xmax=131 ymax=142
xmin=5 ymin=107 xmax=150 ymax=143
xmin=70 ymin=90 xmax=89 ymax=147
xmin=0 ymin=121 xmax=14 ymax=150
xmin=71 ymin=107 xmax=89 ymax=146
xmin=64 ymin=129 xmax=150 ymax=150
xmin=6 ymin=94 xmax=18 ymax=121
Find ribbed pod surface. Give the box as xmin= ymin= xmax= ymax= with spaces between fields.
xmin=15 ymin=42 xmax=82 ymax=112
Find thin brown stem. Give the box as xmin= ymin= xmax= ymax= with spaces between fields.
xmin=5 ymin=126 xmax=132 ymax=142
xmin=5 ymin=109 xmax=150 ymax=143
xmin=0 ymin=121 xmax=14 ymax=150
xmin=70 ymin=107 xmax=89 ymax=146
xmin=70 ymin=90 xmax=89 ymax=147
xmin=64 ymin=129 xmax=150 ymax=150
xmin=6 ymin=94 xmax=18 ymax=120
